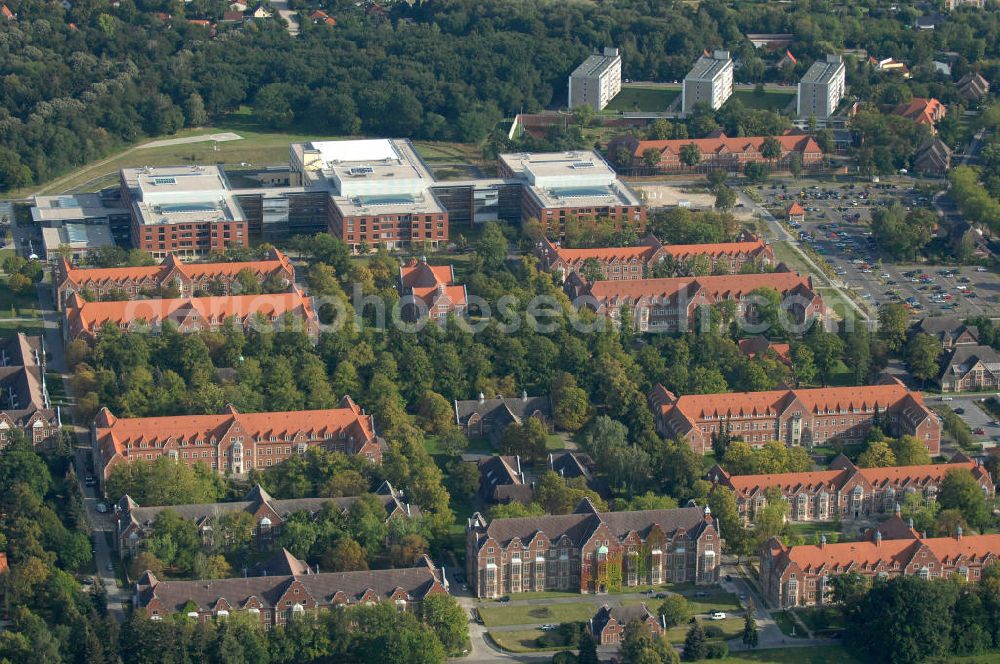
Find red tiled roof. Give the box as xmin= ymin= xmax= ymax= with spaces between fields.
xmin=787 ymin=202 xmax=805 ymax=216
xmin=0 ymin=4 xmax=14 ymax=18
xmin=632 ymin=134 xmax=822 ymax=160
xmin=61 ymin=250 xmax=292 ymax=288
xmin=97 ymin=399 xmax=374 ymax=455
xmin=858 ymin=461 xmax=984 ymax=487
xmin=588 ymin=271 xmax=814 ymax=305
xmin=893 ymin=98 xmax=945 ymax=126
xmin=187 ymin=18 xmax=211 ymax=25
xmin=411 ymin=285 xmax=468 ymax=308
xmin=726 ymin=469 xmax=846 ymax=495
xmin=66 ymin=288 xmax=315 ymax=337
xmin=738 ymin=337 xmax=791 ymax=361
xmin=666 ymin=383 xmax=919 ymax=421
xmin=400 ymin=259 xmax=454 ymax=289
xmin=783 ymin=50 xmax=797 ymax=65
xmin=781 ymin=533 xmax=1000 ymax=572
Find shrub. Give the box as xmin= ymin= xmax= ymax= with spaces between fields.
xmin=703 ymin=625 xmax=724 ymax=639
xmin=706 ymin=642 xmax=729 ymax=659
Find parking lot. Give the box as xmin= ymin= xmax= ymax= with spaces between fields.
xmin=926 ymin=395 xmax=1000 ymax=447
xmin=762 ymin=182 xmax=999 ymax=318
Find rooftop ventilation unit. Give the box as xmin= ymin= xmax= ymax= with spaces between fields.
xmin=572 ymin=162 xmax=596 ymax=169
xmin=347 ymin=166 xmax=375 ymax=176
xmin=152 ymin=177 xmax=177 ymax=186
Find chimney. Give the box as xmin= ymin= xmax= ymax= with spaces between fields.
xmin=957 ymin=525 xmax=963 ymax=541
xmin=315 ymin=564 xmax=320 ymax=574
xmin=406 ymin=503 xmax=411 ymax=517
xmin=875 ymin=530 xmax=882 ymax=547
xmin=894 ymin=503 xmax=901 ymax=516
xmin=922 ymin=531 xmax=927 ymax=539
xmin=908 ymin=517 xmax=915 ymax=529
xmin=478 ymin=392 xmax=485 ymax=404
xmin=521 ymin=389 xmax=528 ymax=402
xmin=515 ymin=455 xmax=521 ymax=475
xmin=820 ymin=534 xmax=826 ymax=549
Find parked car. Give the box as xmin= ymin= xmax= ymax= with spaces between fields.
xmin=96 ymin=503 xmax=108 ymax=514
xmin=710 ymin=612 xmax=727 ymax=620
xmin=540 ymin=624 xmax=558 ymax=631
xmin=955 ymin=408 xmax=966 ymax=415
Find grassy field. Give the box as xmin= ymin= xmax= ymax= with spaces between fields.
xmin=715 ymin=646 xmax=864 ymax=664
xmin=665 ymin=616 xmax=743 ymax=643
xmin=728 ymin=90 xmax=796 ymax=112
xmin=785 ymin=521 xmax=841 ymax=542
xmin=792 ymin=606 xmax=844 ymax=638
xmin=605 ymin=86 xmax=679 ymax=112
xmin=478 ymin=602 xmax=596 ymax=627
xmin=771 ymin=610 xmax=806 ymax=638
xmin=6 ymin=109 xmax=482 ymax=198
xmin=488 ymin=629 xmax=564 ymax=653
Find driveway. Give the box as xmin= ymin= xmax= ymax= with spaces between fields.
xmin=74 ymin=444 xmax=130 ymax=623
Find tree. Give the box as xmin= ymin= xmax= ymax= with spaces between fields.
xmin=183 ymin=93 xmax=208 ymax=127
xmin=659 ymin=594 xmax=690 ymax=628
xmin=321 ymin=537 xmax=368 ymax=572
xmin=682 ymin=622 xmax=707 ymax=661
xmin=871 ymin=205 xmax=935 ymax=261
xmin=416 ymin=391 xmax=454 ymax=435
xmin=742 ymin=597 xmax=759 ymax=648
xmin=642 ymin=148 xmax=662 ymax=169
xmin=857 ymin=440 xmax=897 ymax=468
xmin=477 ymin=222 xmax=508 ymax=269
xmin=420 ymin=594 xmax=470 ymax=657
xmin=889 ymin=435 xmax=932 ymax=466
xmin=843 ymin=575 xmax=957 ymax=664
xmin=905 ymin=333 xmax=942 ymax=386
xmin=581 ymin=258 xmax=605 ymax=283
xmin=714 ymin=186 xmax=736 ymax=211
xmin=761 ymin=136 xmax=782 ymax=162
xmin=708 ymin=486 xmax=747 ymax=555
xmin=706 ymin=169 xmax=727 ymax=190
xmin=551 ymin=372 xmax=590 ymax=432
xmin=938 ymin=467 xmax=991 ymax=531
xmin=577 ymin=631 xmax=600 ymax=664
xmin=743 ymin=161 xmax=770 ymax=183
xmin=878 ymin=304 xmax=909 ymax=352
xmin=128 ymin=551 xmax=165 ymax=580
xmin=679 ymin=144 xmax=701 ymax=168
xmin=789 ymin=152 xmax=803 ymax=179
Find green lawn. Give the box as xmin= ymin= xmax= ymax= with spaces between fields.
xmin=489 ymin=629 xmax=565 ymax=653
xmin=605 ymin=86 xmax=679 ymax=112
xmin=716 ymin=646 xmax=864 ymax=664
xmin=500 ymin=590 xmax=586 ymax=601
xmin=684 ymin=590 xmax=743 ymax=615
xmin=727 ymin=90 xmax=796 ymax=112
xmin=792 ymin=606 xmax=844 ymax=638
xmin=771 ymin=610 xmax=806 ymax=638
xmin=665 ymin=617 xmax=743 ymax=643
xmin=784 ymin=521 xmax=842 ymax=543
xmin=478 ymin=602 xmax=596 ymax=627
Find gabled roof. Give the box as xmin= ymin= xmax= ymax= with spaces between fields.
xmin=472 ymin=503 xmax=708 ymax=550
xmin=455 ymin=394 xmax=552 ymax=429
xmin=136 ymin=557 xmax=446 ymax=613
xmin=586 ymin=271 xmax=816 ymax=306
xmin=632 ymin=133 xmax=823 ymax=160
xmin=411 ymin=284 xmax=468 ymax=309
xmin=940 ymin=345 xmax=1000 ymax=380
xmin=738 ymin=337 xmax=791 ymax=363
xmin=66 ymin=287 xmax=314 ymax=336
xmin=893 ymin=97 xmax=945 ymax=125
xmin=97 ymin=400 xmax=374 ymax=459
xmin=592 ymin=603 xmax=657 ymax=634
xmin=787 ymin=202 xmax=805 ymax=216
xmin=400 ymin=258 xmax=454 ymax=290
xmin=773 ymin=533 xmax=1000 ymax=574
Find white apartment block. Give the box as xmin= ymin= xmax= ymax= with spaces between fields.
xmin=682 ymin=50 xmax=733 ymax=114
xmin=568 ymin=47 xmax=622 ymax=112
xmin=797 ymin=55 xmax=846 ymax=120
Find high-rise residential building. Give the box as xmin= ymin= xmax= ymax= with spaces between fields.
xmin=682 ymin=50 xmax=733 ymax=113
xmin=797 ymin=55 xmax=846 ymax=119
xmin=568 ymin=47 xmax=622 ymax=112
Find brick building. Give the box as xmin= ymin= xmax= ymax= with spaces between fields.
xmin=120 ymin=165 xmax=249 ymax=258
xmin=938 ymin=344 xmax=1000 ymax=393
xmin=93 ymin=397 xmax=382 ymax=488
xmin=63 ymin=286 xmax=318 ymax=340
xmin=290 ymin=139 xmax=448 ymax=252
xmin=590 ymin=603 xmax=664 ymax=645
xmin=913 ymin=317 xmax=980 ymax=348
xmin=609 ymin=133 xmax=824 ymax=174
xmin=0 ymin=333 xmax=59 ymax=450
xmin=760 ymin=530 xmax=1000 ymax=608
xmin=497 ymin=151 xmax=646 ymax=238
xmin=54 ymin=248 xmax=294 ymax=310
xmin=893 ymin=98 xmax=947 ymax=133
xmin=398 ymin=257 xmax=467 ymax=322
xmin=116 ymin=481 xmax=417 ymax=557
xmin=477 ymin=455 xmax=534 ymax=505
xmin=708 ymin=453 xmax=992 ymax=524
xmin=536 ymin=234 xmax=774 ymax=281
xmin=454 ymin=392 xmax=552 ymax=443
xmin=573 ymin=269 xmax=824 ymax=334
xmin=134 ymin=555 xmax=448 ymax=625
xmin=737 ymin=337 xmax=792 ymax=366
xmin=465 ymin=500 xmax=721 ymax=599
xmin=648 ymin=377 xmax=941 ymax=455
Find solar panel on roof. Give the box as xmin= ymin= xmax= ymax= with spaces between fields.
xmin=348 ymin=166 xmax=375 ymax=176
xmin=572 ymin=162 xmax=595 ymax=169
xmin=153 ymin=177 xmax=177 ymax=185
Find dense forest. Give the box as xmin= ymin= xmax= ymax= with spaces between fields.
xmin=2 ymin=0 xmax=1000 ymax=191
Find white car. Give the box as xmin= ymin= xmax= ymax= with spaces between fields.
xmin=977 ymin=267 xmax=988 ymax=272
xmin=710 ymin=612 xmax=727 ymax=620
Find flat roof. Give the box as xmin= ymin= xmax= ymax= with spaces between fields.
xmin=526 ymin=181 xmax=643 ymax=210
xmin=801 ymin=56 xmax=845 ymax=85
xmin=686 ymin=53 xmax=732 ymax=82
xmin=121 ymin=165 xmax=231 ymax=195
xmin=41 ymin=223 xmax=114 ymax=253
xmin=571 ymin=51 xmax=620 ymax=79
xmin=31 ymin=193 xmax=128 ymax=223
xmin=290 ymin=138 xmax=434 ymax=195
xmin=498 ymin=151 xmax=618 ymax=181
xmin=133 ymin=196 xmax=245 ymax=226
xmin=333 ymin=190 xmax=446 ymax=217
